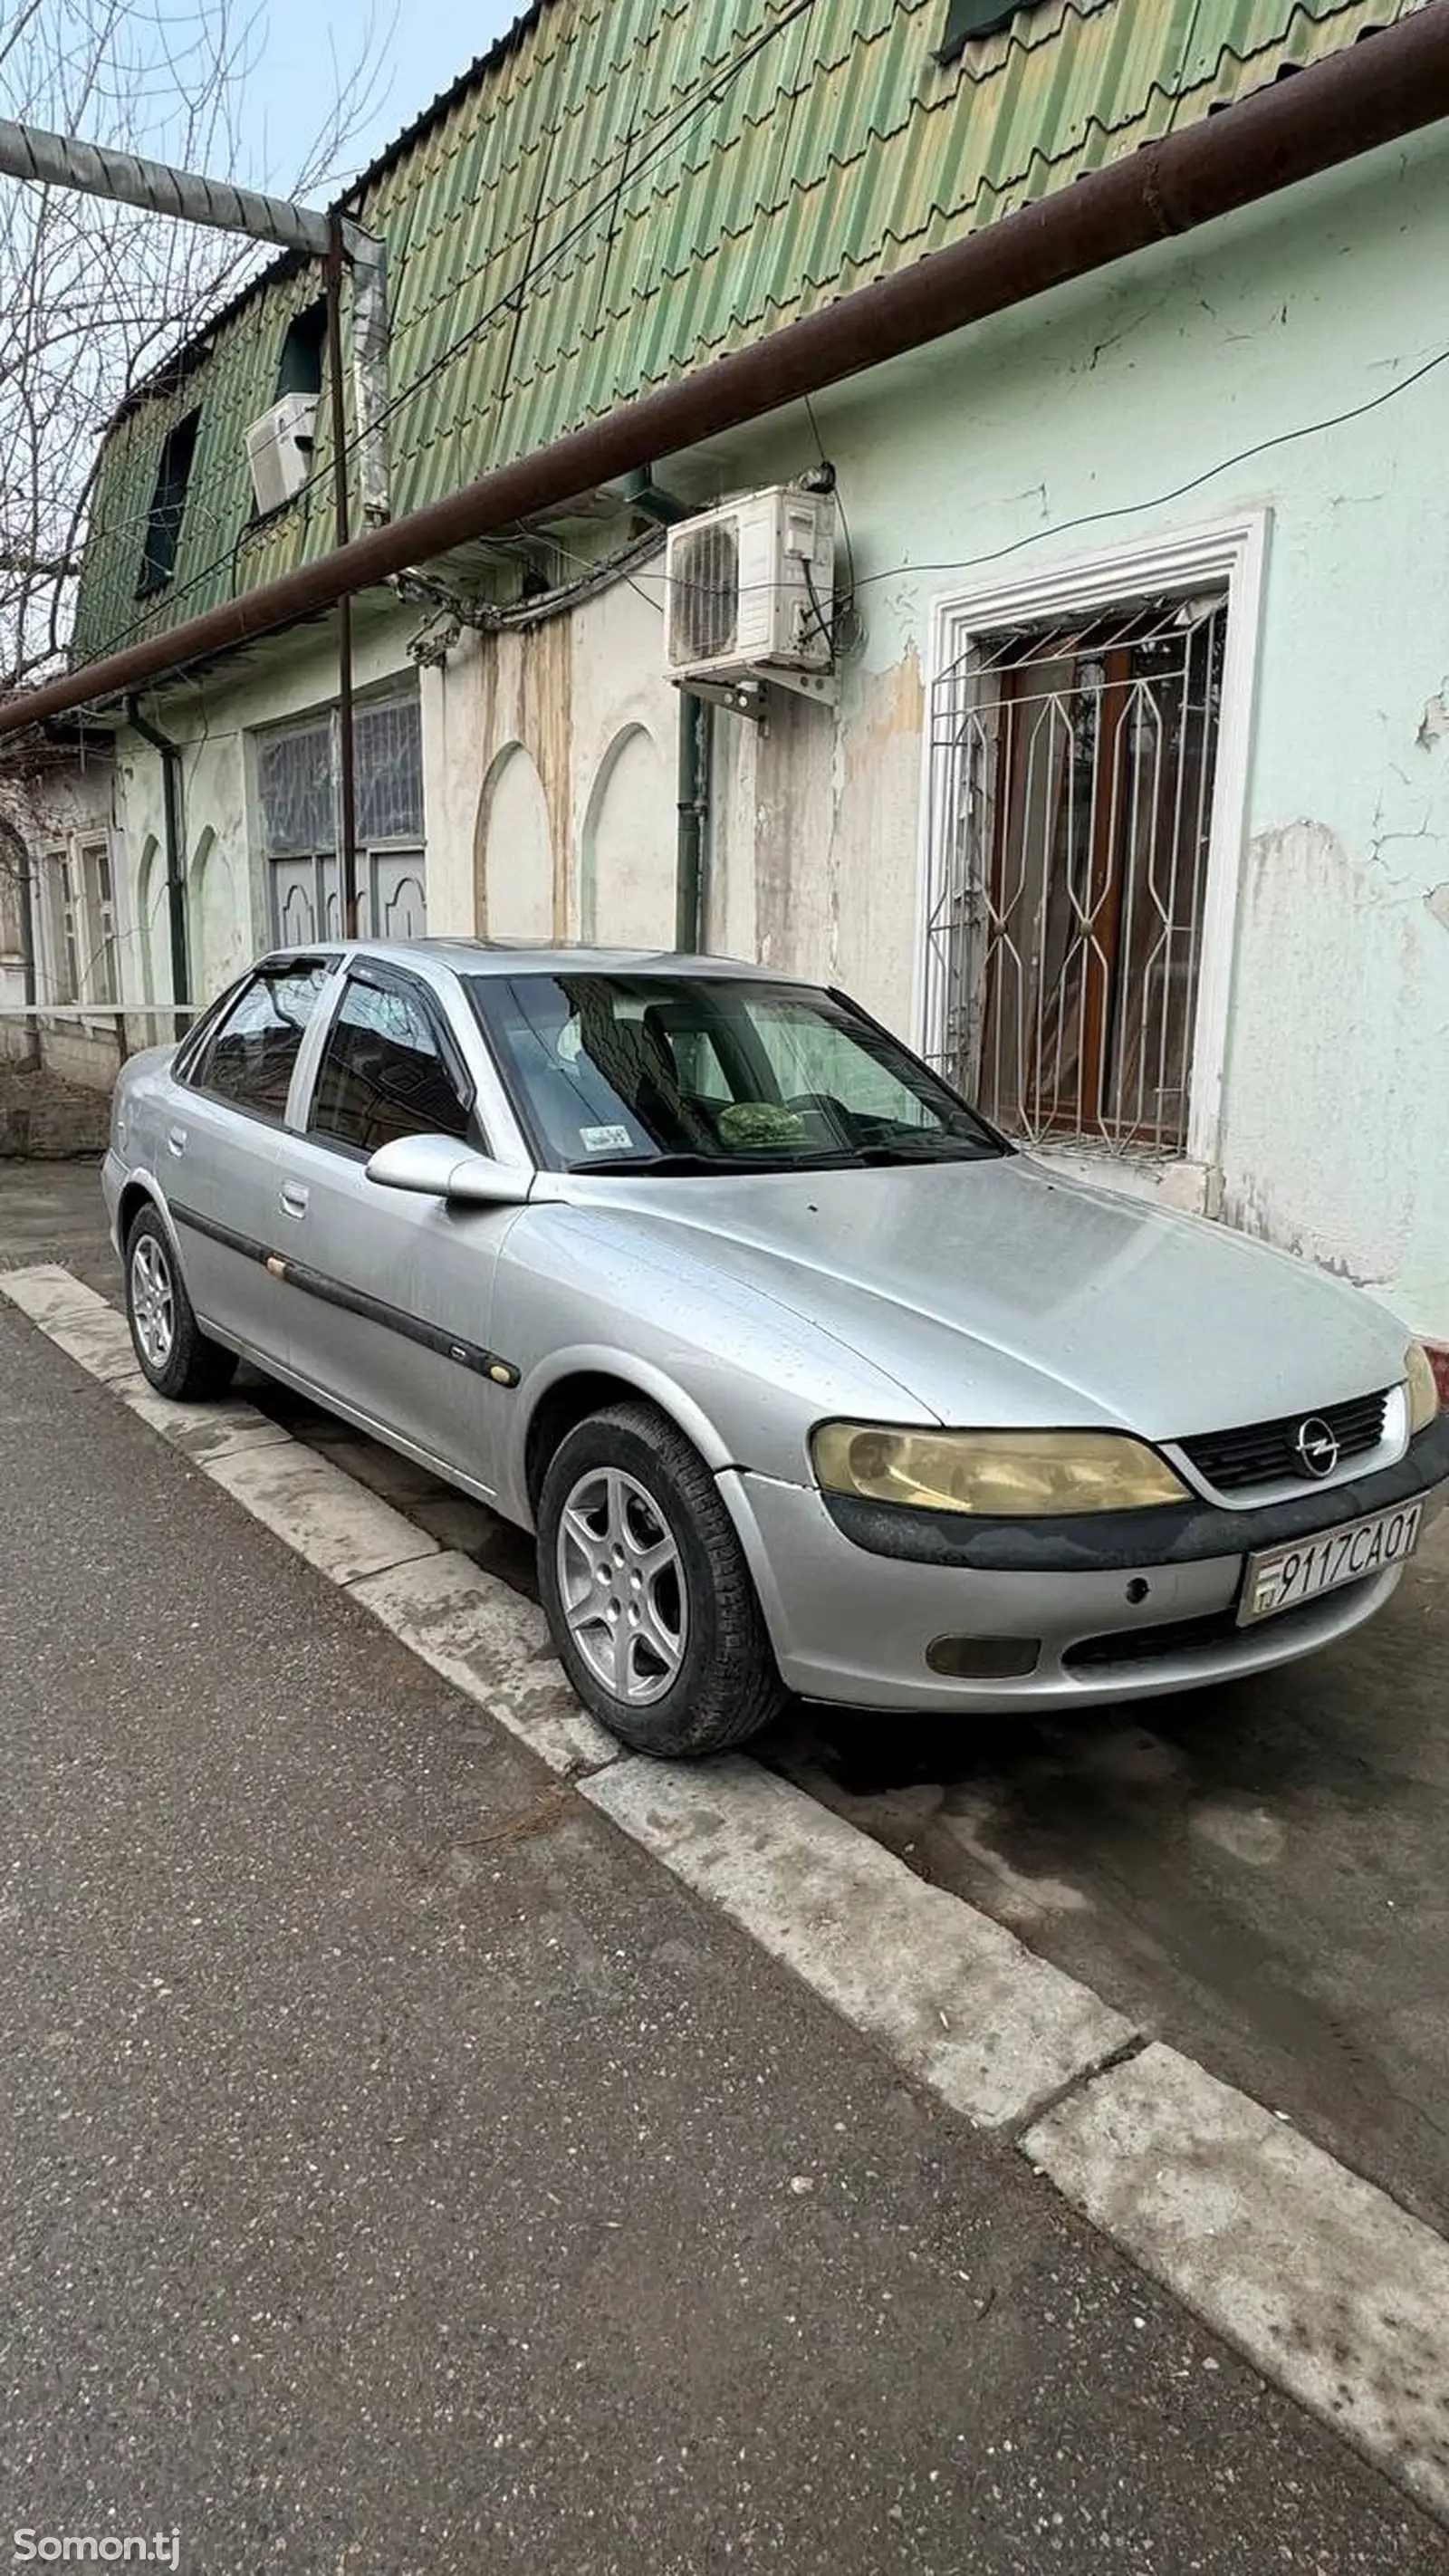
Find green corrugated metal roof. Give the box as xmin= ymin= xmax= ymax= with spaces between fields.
xmin=72 ymin=0 xmax=1427 ymax=664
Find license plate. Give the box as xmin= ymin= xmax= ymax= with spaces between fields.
xmin=1239 ymin=1502 xmax=1423 ymax=1626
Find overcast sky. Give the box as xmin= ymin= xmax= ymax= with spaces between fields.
xmin=252 ymin=0 xmax=526 ymax=196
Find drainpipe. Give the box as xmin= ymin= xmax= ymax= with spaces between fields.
xmin=327 ymin=215 xmax=360 ymax=941
xmin=675 ymin=692 xmax=713 ymax=954
xmin=619 ymin=475 xmax=714 ymax=953
xmin=126 ymin=697 xmax=189 ymax=1018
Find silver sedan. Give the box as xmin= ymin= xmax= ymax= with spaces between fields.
xmin=104 ymin=940 xmax=1448 ymax=1758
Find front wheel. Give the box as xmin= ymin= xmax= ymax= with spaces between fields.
xmin=125 ymin=1206 xmax=237 ymax=1400
xmin=537 ymin=1400 xmax=785 ymax=1759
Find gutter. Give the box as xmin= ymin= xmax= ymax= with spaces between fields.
xmin=125 ymin=698 xmax=190 ymax=1010
xmin=8 ymin=3 xmax=1449 ymax=735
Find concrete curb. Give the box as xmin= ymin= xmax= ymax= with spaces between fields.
xmin=5 ymin=1260 xmax=1447 ymax=2527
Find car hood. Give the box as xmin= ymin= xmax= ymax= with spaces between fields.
xmin=571 ymin=1155 xmax=1407 ymax=1440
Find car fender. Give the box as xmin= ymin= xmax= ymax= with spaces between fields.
xmin=110 ymin=1161 xmax=185 ymax=1263
xmin=503 ymin=1341 xmax=742 ymax=1525
xmin=494 ymin=1200 xmax=937 ymax=1512
xmin=504 ymin=1349 xmax=820 ymax=1659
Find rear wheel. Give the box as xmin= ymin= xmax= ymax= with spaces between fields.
xmin=125 ymin=1206 xmax=236 ymax=1401
xmin=537 ymin=1400 xmax=785 ymax=1758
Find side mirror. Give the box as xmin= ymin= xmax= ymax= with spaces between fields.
xmin=364 ymin=1134 xmax=533 ymax=1206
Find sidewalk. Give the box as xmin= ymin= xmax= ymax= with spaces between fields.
xmin=1 ymin=1297 xmax=1442 ymax=2571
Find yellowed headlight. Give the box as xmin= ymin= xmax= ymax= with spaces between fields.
xmin=1406 ymin=1341 xmax=1442 ymax=1437
xmin=811 ymin=1423 xmax=1189 ymax=1517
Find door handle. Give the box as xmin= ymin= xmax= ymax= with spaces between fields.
xmin=279 ymin=1184 xmax=310 ymax=1219
xmin=167 ymin=1125 xmax=187 ymax=1157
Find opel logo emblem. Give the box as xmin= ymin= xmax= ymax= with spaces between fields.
xmin=1295 ymin=1417 xmax=1340 ymax=1479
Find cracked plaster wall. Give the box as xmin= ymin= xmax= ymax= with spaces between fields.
xmin=706 ymin=122 xmax=1449 ymax=1339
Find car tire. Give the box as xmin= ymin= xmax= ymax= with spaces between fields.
xmin=537 ymin=1399 xmax=786 ymax=1759
xmin=124 ymin=1205 xmax=237 ymax=1401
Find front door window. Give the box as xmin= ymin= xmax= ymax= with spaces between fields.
xmin=308 ymin=975 xmax=474 ymax=1154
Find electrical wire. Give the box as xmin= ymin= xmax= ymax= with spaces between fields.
xmin=84 ymin=0 xmax=828 ymax=655
xmin=804 ymin=389 xmax=856 ymax=606
xmin=840 ymin=337 xmax=1449 ymax=601
xmin=82 ymin=250 xmax=1449 ymax=682
xmin=586 ymin=336 xmax=1449 ymax=627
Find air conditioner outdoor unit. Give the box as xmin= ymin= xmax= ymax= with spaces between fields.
xmin=665 ymin=486 xmax=836 ymax=696
xmin=245 ymin=393 xmax=319 ymax=515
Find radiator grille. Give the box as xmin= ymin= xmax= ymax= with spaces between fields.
xmin=1178 ymin=1389 xmax=1389 ymax=1495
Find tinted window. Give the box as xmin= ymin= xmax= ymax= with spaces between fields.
xmin=310 ymin=976 xmax=472 ymax=1153
xmin=191 ymin=964 xmax=328 ymax=1121
xmin=466 ymin=974 xmax=1005 ymax=1175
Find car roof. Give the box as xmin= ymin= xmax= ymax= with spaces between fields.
xmin=266 ymin=938 xmax=804 ymax=985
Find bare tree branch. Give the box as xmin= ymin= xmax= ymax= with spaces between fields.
xmin=0 ymin=0 xmax=391 ymax=696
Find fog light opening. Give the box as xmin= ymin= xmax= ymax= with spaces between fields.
xmin=926 ymin=1635 xmax=1041 ymax=1681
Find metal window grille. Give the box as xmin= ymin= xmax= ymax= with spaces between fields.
xmin=924 ymin=592 xmax=1226 ymax=1154
xmin=255 ymin=695 xmax=427 ymax=948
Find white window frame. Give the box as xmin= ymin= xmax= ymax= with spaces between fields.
xmin=0 ymin=840 xmax=23 ymax=965
xmin=41 ymin=847 xmax=77 ymax=1005
xmin=78 ymin=837 xmax=119 ymax=1005
xmin=914 ymin=511 xmax=1268 ymax=1187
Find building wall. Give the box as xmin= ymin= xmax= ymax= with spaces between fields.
xmin=118 ymin=619 xmax=420 ymax=1012
xmin=79 ymin=0 xmax=1410 ymax=667
xmin=423 ymin=574 xmax=682 ymax=954
xmin=109 ymin=128 xmax=1449 ymax=1344
xmin=0 ymin=753 xmax=123 ymax=1087
xmin=694 ymin=126 xmax=1449 ymax=1342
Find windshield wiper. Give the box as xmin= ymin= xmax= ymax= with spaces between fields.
xmin=853 ymin=1136 xmax=1002 ymax=1165
xmin=565 ymin=1151 xmax=724 ymax=1176
xmin=566 ymin=1147 xmax=865 ymax=1177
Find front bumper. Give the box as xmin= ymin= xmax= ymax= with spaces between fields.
xmin=722 ymin=1412 xmax=1449 ymax=1714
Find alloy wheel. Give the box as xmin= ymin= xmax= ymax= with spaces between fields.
xmin=555 ymin=1466 xmax=687 ymax=1705
xmin=130 ymin=1234 xmax=176 ymax=1371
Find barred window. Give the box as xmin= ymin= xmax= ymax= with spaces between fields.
xmin=925 ymin=592 xmax=1227 ymax=1153
xmin=254 ymin=692 xmax=427 ymax=950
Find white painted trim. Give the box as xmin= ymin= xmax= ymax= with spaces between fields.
xmin=915 ymin=512 xmax=1271 ymax=1172
xmin=1185 ymin=511 xmax=1267 ymax=1167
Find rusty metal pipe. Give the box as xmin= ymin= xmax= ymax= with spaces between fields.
xmin=327 ymin=217 xmax=360 ymax=942
xmin=9 ymin=1 xmax=1449 ymax=735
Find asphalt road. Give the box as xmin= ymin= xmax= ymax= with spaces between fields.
xmin=0 ymin=1183 xmax=1445 ymax=2570
xmin=10 ymin=1160 xmax=1449 ymax=2222
xmin=766 ymin=1505 xmax=1449 ymax=2237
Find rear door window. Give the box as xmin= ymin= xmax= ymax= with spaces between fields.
xmin=188 ymin=963 xmax=330 ymax=1124
xmin=308 ymin=973 xmax=474 ymax=1154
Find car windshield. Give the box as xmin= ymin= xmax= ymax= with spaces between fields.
xmin=465 ymin=972 xmax=1008 ymax=1175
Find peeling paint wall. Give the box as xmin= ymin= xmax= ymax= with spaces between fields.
xmin=702 ymin=122 xmax=1449 ymax=1341
xmin=106 ymin=121 xmax=1449 ymax=1341
xmin=425 ymin=574 xmax=679 ymax=949
xmin=0 ymin=755 xmax=122 ymax=1086
xmin=118 ymin=620 xmax=418 ymax=1009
